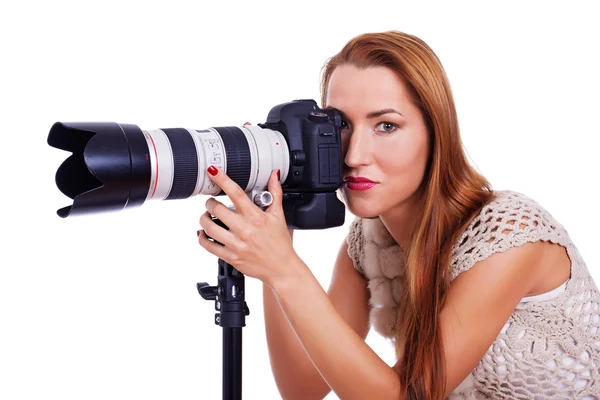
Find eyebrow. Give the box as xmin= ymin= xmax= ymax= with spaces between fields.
xmin=366 ymin=108 xmax=403 ymax=118
xmin=324 ymin=107 xmax=404 ymax=119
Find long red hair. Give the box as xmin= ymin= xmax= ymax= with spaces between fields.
xmin=320 ymin=31 xmax=495 ymax=399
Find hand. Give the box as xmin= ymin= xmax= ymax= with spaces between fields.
xmin=197 ymin=166 xmax=302 ymax=288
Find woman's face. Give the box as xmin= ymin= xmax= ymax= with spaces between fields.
xmin=325 ymin=64 xmax=430 ymax=219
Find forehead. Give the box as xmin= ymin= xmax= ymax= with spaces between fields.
xmin=326 ymin=64 xmax=412 ymax=110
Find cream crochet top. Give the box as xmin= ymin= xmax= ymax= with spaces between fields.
xmin=346 ymin=190 xmax=599 ymax=399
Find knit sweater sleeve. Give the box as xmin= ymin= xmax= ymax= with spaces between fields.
xmin=346 ymin=217 xmax=367 ymax=278
xmin=447 ymin=190 xmax=600 ymax=398
xmin=450 ymin=190 xmax=570 ymax=281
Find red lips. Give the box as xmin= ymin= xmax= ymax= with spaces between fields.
xmin=343 ymin=176 xmax=377 ymax=191
xmin=344 ymin=176 xmax=376 ymax=183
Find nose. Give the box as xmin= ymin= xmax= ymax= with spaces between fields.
xmin=343 ymin=128 xmax=373 ymax=168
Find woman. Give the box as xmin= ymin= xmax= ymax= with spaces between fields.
xmin=197 ymin=31 xmax=600 ymax=399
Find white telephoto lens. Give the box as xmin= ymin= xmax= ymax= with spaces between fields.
xmin=142 ymin=129 xmax=175 ymax=200
xmin=141 ymin=125 xmax=289 ymax=202
xmin=239 ymin=125 xmax=289 ymax=192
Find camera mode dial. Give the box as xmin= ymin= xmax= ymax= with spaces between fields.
xmin=308 ymin=111 xmax=329 ymax=123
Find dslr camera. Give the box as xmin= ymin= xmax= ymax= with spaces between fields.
xmin=47 ymin=99 xmax=346 ymax=229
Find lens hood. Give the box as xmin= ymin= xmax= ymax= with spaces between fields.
xmin=47 ymin=122 xmax=150 ymax=217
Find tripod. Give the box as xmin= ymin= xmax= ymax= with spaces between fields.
xmin=196 ymin=206 xmax=259 ymax=400
xmin=195 ymin=192 xmax=281 ymax=399
xmin=197 ymin=256 xmax=249 ymax=400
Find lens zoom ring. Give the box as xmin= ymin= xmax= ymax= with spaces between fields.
xmin=163 ymin=128 xmax=198 ymax=200
xmin=214 ymin=127 xmax=251 ymax=191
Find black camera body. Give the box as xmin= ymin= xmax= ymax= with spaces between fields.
xmin=48 ymin=99 xmax=346 ymax=229
xmin=261 ymin=99 xmax=345 ymax=228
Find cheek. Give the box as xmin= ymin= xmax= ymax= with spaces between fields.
xmin=380 ymin=137 xmax=428 ymax=176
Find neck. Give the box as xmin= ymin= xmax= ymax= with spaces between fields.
xmin=379 ymin=190 xmax=425 ymax=251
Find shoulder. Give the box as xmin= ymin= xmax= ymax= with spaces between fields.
xmin=346 ymin=216 xmax=401 ymax=279
xmin=345 ymin=215 xmax=406 ymax=338
xmin=450 ymin=189 xmax=569 ymax=281
xmin=346 ymin=218 xmax=365 ymax=274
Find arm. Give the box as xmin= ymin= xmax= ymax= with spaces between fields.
xmin=436 ymin=240 xmax=549 ymax=395
xmin=264 ymin=237 xmax=371 ymax=399
xmin=272 ymin=253 xmax=401 ymax=400
xmin=272 ymin=238 xmax=550 ymax=399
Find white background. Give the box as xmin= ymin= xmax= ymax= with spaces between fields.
xmin=1 ymin=1 xmax=599 ymax=399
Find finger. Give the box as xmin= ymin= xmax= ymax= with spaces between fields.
xmin=266 ymin=169 xmax=284 ymax=216
xmin=204 ymin=197 xmax=241 ymax=230
xmin=207 ymin=166 xmax=256 ymax=215
xmin=199 ymin=211 xmax=236 ymax=245
xmin=197 ymin=229 xmax=235 ymax=263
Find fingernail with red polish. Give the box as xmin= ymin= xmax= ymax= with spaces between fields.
xmin=207 ymin=166 xmax=218 ymax=176
xmin=276 ymin=170 xmax=280 ymax=180
xmin=197 ymin=230 xmax=201 ymax=236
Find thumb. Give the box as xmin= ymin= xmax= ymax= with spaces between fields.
xmin=266 ymin=169 xmax=283 ymax=216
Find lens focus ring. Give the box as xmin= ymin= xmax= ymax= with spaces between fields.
xmin=162 ymin=128 xmax=198 ymax=200
xmin=214 ymin=127 xmax=251 ymax=192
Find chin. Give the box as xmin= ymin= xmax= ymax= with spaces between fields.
xmin=340 ymin=190 xmax=379 ymax=218
xmin=344 ymin=200 xmax=382 ymax=219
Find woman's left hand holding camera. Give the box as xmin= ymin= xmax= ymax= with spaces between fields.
xmin=197 ymin=165 xmax=305 ymax=290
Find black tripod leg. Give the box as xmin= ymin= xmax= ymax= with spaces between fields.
xmin=199 ymin=218 xmax=250 ymax=400
xmin=223 ymin=327 xmax=242 ymax=400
